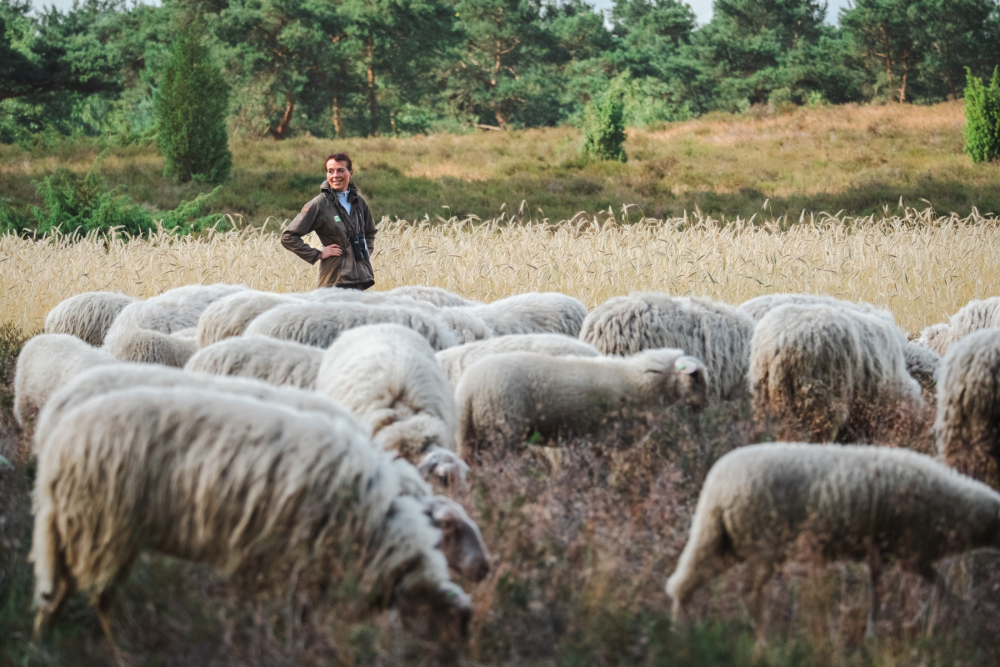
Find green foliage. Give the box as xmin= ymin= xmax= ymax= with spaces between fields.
xmin=155 ymin=16 xmax=231 ymax=184
xmin=581 ymin=89 xmax=627 ymax=162
xmin=964 ymin=67 xmax=1000 ymax=164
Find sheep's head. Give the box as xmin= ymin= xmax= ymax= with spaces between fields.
xmin=641 ymin=350 xmax=709 ymax=410
xmin=672 ymin=355 xmax=709 ymax=409
xmin=424 ymin=496 xmax=491 ymax=583
xmin=374 ymin=414 xmax=454 ymax=461
xmin=417 ymin=446 xmax=470 ymax=487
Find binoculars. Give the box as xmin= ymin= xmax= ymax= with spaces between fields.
xmin=349 ymin=233 xmax=370 ymax=261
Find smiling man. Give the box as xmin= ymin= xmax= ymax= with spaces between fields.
xmin=281 ymin=152 xmax=378 ymax=290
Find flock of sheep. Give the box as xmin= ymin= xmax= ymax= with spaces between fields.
xmin=12 ymin=281 xmax=1000 ymax=643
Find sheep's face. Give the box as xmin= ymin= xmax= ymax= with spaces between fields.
xmin=425 ymin=496 xmax=491 ymax=582
xmin=672 ymin=355 xmax=709 ymax=410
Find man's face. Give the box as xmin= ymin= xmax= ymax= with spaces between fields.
xmin=326 ymin=159 xmax=352 ymax=192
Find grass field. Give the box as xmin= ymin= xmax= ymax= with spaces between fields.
xmin=2 ymin=101 xmax=999 ymax=224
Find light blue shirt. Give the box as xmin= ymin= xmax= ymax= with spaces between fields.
xmin=336 ymin=190 xmax=351 ymax=215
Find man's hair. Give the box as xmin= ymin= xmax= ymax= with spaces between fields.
xmin=325 ymin=152 xmax=353 ymax=172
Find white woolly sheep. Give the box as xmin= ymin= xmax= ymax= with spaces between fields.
xmin=435 ymin=333 xmax=600 ymax=387
xmin=316 ymin=324 xmax=459 ymax=462
xmin=917 ymin=297 xmax=1000 ymax=356
xmin=933 ymin=328 xmax=1000 ymax=490
xmin=904 ymin=342 xmax=942 ymax=403
xmin=196 ymin=290 xmax=304 ymax=348
xmin=580 ymin=293 xmax=754 ymax=401
xmin=465 ymin=292 xmax=588 ymax=337
xmin=666 ymin=443 xmax=1000 ymax=637
xmin=749 ymin=304 xmax=924 ymax=443
xmin=913 ymin=322 xmax=952 ymax=356
xmin=43 ymin=292 xmax=138 ymax=346
xmin=104 ymin=283 xmax=247 ymax=365
xmin=245 ymin=301 xmax=460 ymax=351
xmin=737 ymin=292 xmax=894 ymax=324
xmin=185 ymin=335 xmax=323 ymax=390
xmin=387 ymin=286 xmax=479 ymax=308
xmin=13 ymin=334 xmax=119 ymax=426
xmin=31 ymin=388 xmax=489 ymax=637
xmin=33 ymin=363 xmax=364 ymax=456
xmin=455 ymin=349 xmax=708 ymax=455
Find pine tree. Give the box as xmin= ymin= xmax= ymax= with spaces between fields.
xmin=581 ymin=90 xmax=627 ymax=162
xmin=964 ymin=67 xmax=1000 ymax=164
xmin=155 ymin=17 xmax=231 ymax=184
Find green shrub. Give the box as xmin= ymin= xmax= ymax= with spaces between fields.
xmin=964 ymin=67 xmax=1000 ymax=164
xmin=581 ymin=91 xmax=627 ymax=163
xmin=155 ymin=16 xmax=232 ymax=184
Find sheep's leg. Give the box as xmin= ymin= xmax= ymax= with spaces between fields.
xmin=32 ymin=574 xmax=75 ymax=640
xmin=865 ymin=550 xmax=882 ymax=639
xmin=919 ymin=563 xmax=948 ymax=638
xmin=94 ymin=590 xmax=128 ymax=667
xmin=743 ymin=562 xmax=773 ymax=645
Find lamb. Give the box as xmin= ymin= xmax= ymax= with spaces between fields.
xmin=31 ymin=388 xmax=489 ymax=638
xmin=666 ymin=443 xmax=1000 ymax=637
xmin=13 ymin=334 xmax=119 ymax=426
xmin=245 ymin=301 xmax=459 ymax=351
xmin=33 ymin=363 xmax=364 ymax=456
xmin=455 ymin=349 xmax=708 ymax=455
xmin=737 ymin=292 xmax=894 ymax=324
xmin=933 ymin=328 xmax=1000 ymax=490
xmin=104 ymin=283 xmax=247 ymax=365
xmin=196 ymin=290 xmax=304 ymax=347
xmin=185 ymin=335 xmax=323 ymax=390
xmin=465 ymin=292 xmax=588 ymax=337
xmin=316 ymin=324 xmax=459 ymax=462
xmin=435 ymin=333 xmax=600 ymax=387
xmin=387 ymin=286 xmax=479 ymax=307
xmin=749 ymin=304 xmax=924 ymax=443
xmin=580 ymin=293 xmax=754 ymax=401
xmin=43 ymin=292 xmax=138 ymax=346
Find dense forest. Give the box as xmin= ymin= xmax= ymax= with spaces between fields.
xmin=2 ymin=0 xmax=999 ymax=143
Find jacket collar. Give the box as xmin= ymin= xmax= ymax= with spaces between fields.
xmin=321 ymin=180 xmax=358 ymax=198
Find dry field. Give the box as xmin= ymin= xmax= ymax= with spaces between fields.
xmin=3 ymin=212 xmax=1000 ymax=666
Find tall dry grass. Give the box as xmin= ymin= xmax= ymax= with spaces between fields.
xmin=3 ymin=207 xmax=999 ymax=334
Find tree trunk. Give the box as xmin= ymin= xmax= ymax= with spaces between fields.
xmin=366 ymin=36 xmax=379 ymax=137
xmin=899 ymin=50 xmax=909 ymax=103
xmin=272 ymin=93 xmax=295 ymax=140
xmin=332 ymin=89 xmax=344 ymax=138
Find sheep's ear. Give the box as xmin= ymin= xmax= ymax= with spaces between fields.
xmin=675 ymin=358 xmax=699 ymax=374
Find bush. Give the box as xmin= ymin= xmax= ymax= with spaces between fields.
xmin=155 ymin=16 xmax=232 ymax=184
xmin=964 ymin=67 xmax=1000 ymax=164
xmin=581 ymin=90 xmax=628 ymax=163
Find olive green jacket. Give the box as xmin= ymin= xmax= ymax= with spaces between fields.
xmin=281 ymin=180 xmax=377 ymax=289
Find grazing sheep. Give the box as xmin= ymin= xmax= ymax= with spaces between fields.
xmin=31 ymin=388 xmax=488 ymax=637
xmin=737 ymin=293 xmax=894 ymax=324
xmin=388 ymin=286 xmax=479 ymax=308
xmin=13 ymin=334 xmax=119 ymax=426
xmin=43 ymin=292 xmax=138 ymax=346
xmin=750 ymin=304 xmax=923 ymax=443
xmin=34 ymin=363 xmax=364 ymax=455
xmin=456 ymin=349 xmax=708 ymax=455
xmin=666 ymin=443 xmax=1000 ymax=637
xmin=104 ymin=283 xmax=247 ymax=364
xmin=913 ymin=322 xmax=952 ymax=356
xmin=196 ymin=290 xmax=304 ymax=347
xmin=916 ymin=297 xmax=1000 ymax=356
xmin=245 ymin=302 xmax=459 ymax=351
xmin=904 ymin=343 xmax=942 ymax=403
xmin=466 ymin=292 xmax=588 ymax=337
xmin=316 ymin=324 xmax=459 ymax=462
xmin=934 ymin=328 xmax=1000 ymax=490
xmin=436 ymin=333 xmax=600 ymax=387
xmin=580 ymin=293 xmax=754 ymax=401
xmin=436 ymin=308 xmax=494 ymax=345
xmin=185 ymin=336 xmax=323 ymax=389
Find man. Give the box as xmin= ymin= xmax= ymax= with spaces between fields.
xmin=281 ymin=152 xmax=377 ymax=290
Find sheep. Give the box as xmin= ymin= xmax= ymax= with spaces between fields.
xmin=455 ymin=349 xmax=708 ymax=455
xmin=13 ymin=334 xmax=119 ymax=426
xmin=31 ymin=388 xmax=489 ymax=638
xmin=245 ymin=301 xmax=459 ymax=351
xmin=316 ymin=324 xmax=459 ymax=462
xmin=665 ymin=443 xmax=1000 ymax=637
xmin=196 ymin=290 xmax=304 ymax=348
xmin=185 ymin=335 xmax=323 ymax=390
xmin=933 ymin=328 xmax=1000 ymax=491
xmin=904 ymin=342 xmax=942 ymax=403
xmin=387 ymin=286 xmax=479 ymax=308
xmin=737 ymin=292 xmax=894 ymax=324
xmin=104 ymin=283 xmax=247 ymax=365
xmin=33 ymin=363 xmax=365 ymax=456
xmin=913 ymin=322 xmax=952 ymax=356
xmin=580 ymin=293 xmax=754 ymax=401
xmin=43 ymin=292 xmax=138 ymax=346
xmin=749 ymin=304 xmax=924 ymax=443
xmin=465 ymin=292 xmax=588 ymax=337
xmin=435 ymin=333 xmax=600 ymax=388
xmin=916 ymin=297 xmax=1000 ymax=356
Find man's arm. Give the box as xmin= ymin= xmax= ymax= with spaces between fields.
xmin=281 ymin=201 xmax=323 ymax=264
